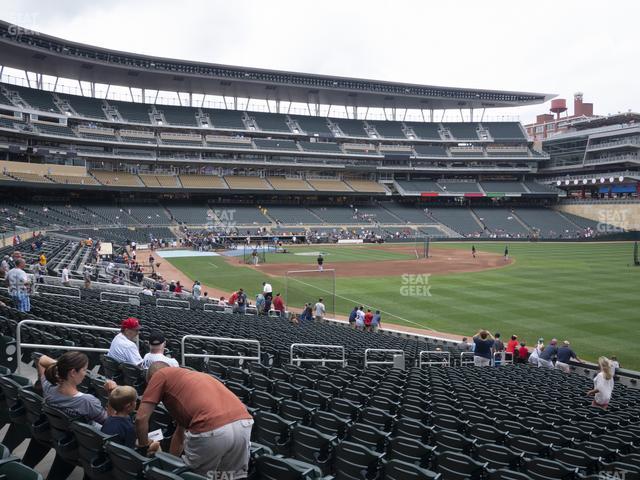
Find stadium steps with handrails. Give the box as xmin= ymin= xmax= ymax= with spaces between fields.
xmin=555 ymin=210 xmax=584 ymax=230
xmin=468 ymin=207 xmax=488 ymax=232
xmin=511 ymin=211 xmax=534 ymax=232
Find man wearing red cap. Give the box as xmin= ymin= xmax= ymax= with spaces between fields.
xmin=107 ymin=317 xmax=143 ymax=366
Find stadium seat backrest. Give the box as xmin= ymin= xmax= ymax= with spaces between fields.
xmin=384 ymin=459 xmax=441 ymax=480
xmin=0 ymin=460 xmax=44 ymax=480
xmin=105 ymin=441 xmax=154 ymax=480
xmin=254 ymin=454 xmax=324 ymax=480
xmin=42 ymin=404 xmax=81 ymax=464
xmin=70 ymin=421 xmax=115 ymax=479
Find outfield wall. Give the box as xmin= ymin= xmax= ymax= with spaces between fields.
xmin=557 ymin=203 xmax=640 ymax=231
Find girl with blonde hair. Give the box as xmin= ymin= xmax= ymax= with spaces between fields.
xmin=587 ymin=356 xmax=614 ymax=409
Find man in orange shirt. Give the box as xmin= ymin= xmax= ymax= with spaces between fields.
xmin=135 ymin=363 xmax=253 ymax=477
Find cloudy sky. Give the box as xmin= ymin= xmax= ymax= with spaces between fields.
xmin=2 ymin=0 xmax=638 ymax=123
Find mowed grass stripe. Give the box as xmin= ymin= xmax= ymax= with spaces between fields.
xmin=167 ymin=242 xmax=640 ymax=369
xmin=264 ymin=245 xmax=414 ymax=264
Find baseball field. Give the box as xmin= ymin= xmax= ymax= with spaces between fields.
xmin=164 ymin=241 xmax=640 ymax=370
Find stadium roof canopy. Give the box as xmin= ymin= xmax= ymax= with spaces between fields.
xmin=570 ymin=112 xmax=640 ymax=129
xmin=0 ymin=20 xmax=555 ymax=110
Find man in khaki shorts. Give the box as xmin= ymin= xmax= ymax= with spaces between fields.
xmin=135 ymin=362 xmax=253 ymax=478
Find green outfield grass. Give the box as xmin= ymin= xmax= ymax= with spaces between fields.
xmin=166 ymin=242 xmax=640 ymax=370
xmin=261 ymin=244 xmax=415 ymax=264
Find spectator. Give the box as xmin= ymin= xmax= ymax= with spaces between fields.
xmin=61 ymin=266 xmax=71 ymax=287
xmin=493 ymin=332 xmax=505 ymax=366
xmin=538 ymin=338 xmax=558 ymax=369
xmin=228 ymin=290 xmax=238 ymax=306
xmin=262 ymin=282 xmax=272 ymax=302
xmin=141 ymin=286 xmax=154 ymax=296
xmin=36 ymin=352 xmax=116 ymax=425
xmin=174 ymin=281 xmax=183 ymax=295
xmin=234 ymin=288 xmax=247 ymax=314
xmin=506 ymin=335 xmax=519 ymax=356
xmin=555 ymin=340 xmax=584 ymax=373
xmin=516 ymin=342 xmax=529 ymax=364
xmin=457 ymin=337 xmax=471 ymax=353
xmin=355 ymin=306 xmax=365 ymax=330
xmin=8 ymin=251 xmax=22 ymax=269
xmin=6 ymin=258 xmax=31 ymax=312
xmin=472 ymin=330 xmax=495 ymax=367
xmin=142 ymin=332 xmax=179 ymax=369
xmin=273 ymin=293 xmax=285 ymax=315
xmin=371 ymin=310 xmax=382 ymax=333
xmin=83 ymin=265 xmax=92 ymax=289
xmin=263 ymin=294 xmax=272 ymax=314
xmin=218 ymin=296 xmax=227 ymax=307
xmin=528 ymin=343 xmax=542 ymax=366
xmin=0 ymin=255 xmax=9 ymax=279
xmin=169 ymin=281 xmax=176 ymax=293
xmin=302 ymin=303 xmax=313 ymax=323
xmin=587 ymin=357 xmax=614 ymax=410
xmin=192 ymin=281 xmax=202 ymax=300
xmin=39 ymin=252 xmax=47 ymax=266
xmin=348 ymin=306 xmax=358 ymax=329
xmin=107 ymin=318 xmax=143 ymax=366
xmin=314 ymin=298 xmax=325 ymax=322
xmin=101 ymin=386 xmax=145 ymax=449
xmin=33 ymin=263 xmax=45 ymax=285
xmin=255 ymin=293 xmax=265 ymax=314
xmin=364 ymin=309 xmax=373 ymax=332
xmin=610 ymin=356 xmax=620 ymax=373
xmin=135 ymin=362 xmax=253 ymax=476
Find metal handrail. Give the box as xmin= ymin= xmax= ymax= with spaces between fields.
xmin=157 ymin=298 xmax=190 ymax=310
xmin=419 ymin=350 xmax=451 ymax=368
xmin=40 ymin=275 xmax=143 ymax=295
xmin=180 ymin=335 xmax=260 ymax=367
xmin=460 ymin=352 xmax=475 ymax=366
xmin=290 ymin=343 xmax=345 ymax=367
xmin=16 ymin=319 xmax=119 ymax=374
xmin=493 ymin=351 xmax=514 ymax=366
xmin=99 ymin=291 xmax=141 ymax=305
xmin=364 ymin=348 xmax=405 ymax=368
xmin=33 ymin=283 xmax=81 ymax=299
xmin=203 ymin=303 xmax=226 ymax=312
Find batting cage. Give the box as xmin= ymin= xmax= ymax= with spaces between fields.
xmin=414 ymin=236 xmax=430 ymax=259
xmin=285 ymin=269 xmax=336 ymax=319
xmin=243 ymin=244 xmax=268 ymax=265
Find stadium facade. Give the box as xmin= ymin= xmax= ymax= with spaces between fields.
xmin=0 ymin=20 xmax=621 ymax=241
xmin=536 ymin=113 xmax=640 ymax=199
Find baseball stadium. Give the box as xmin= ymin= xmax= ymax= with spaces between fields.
xmin=0 ymin=12 xmax=639 ymax=480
